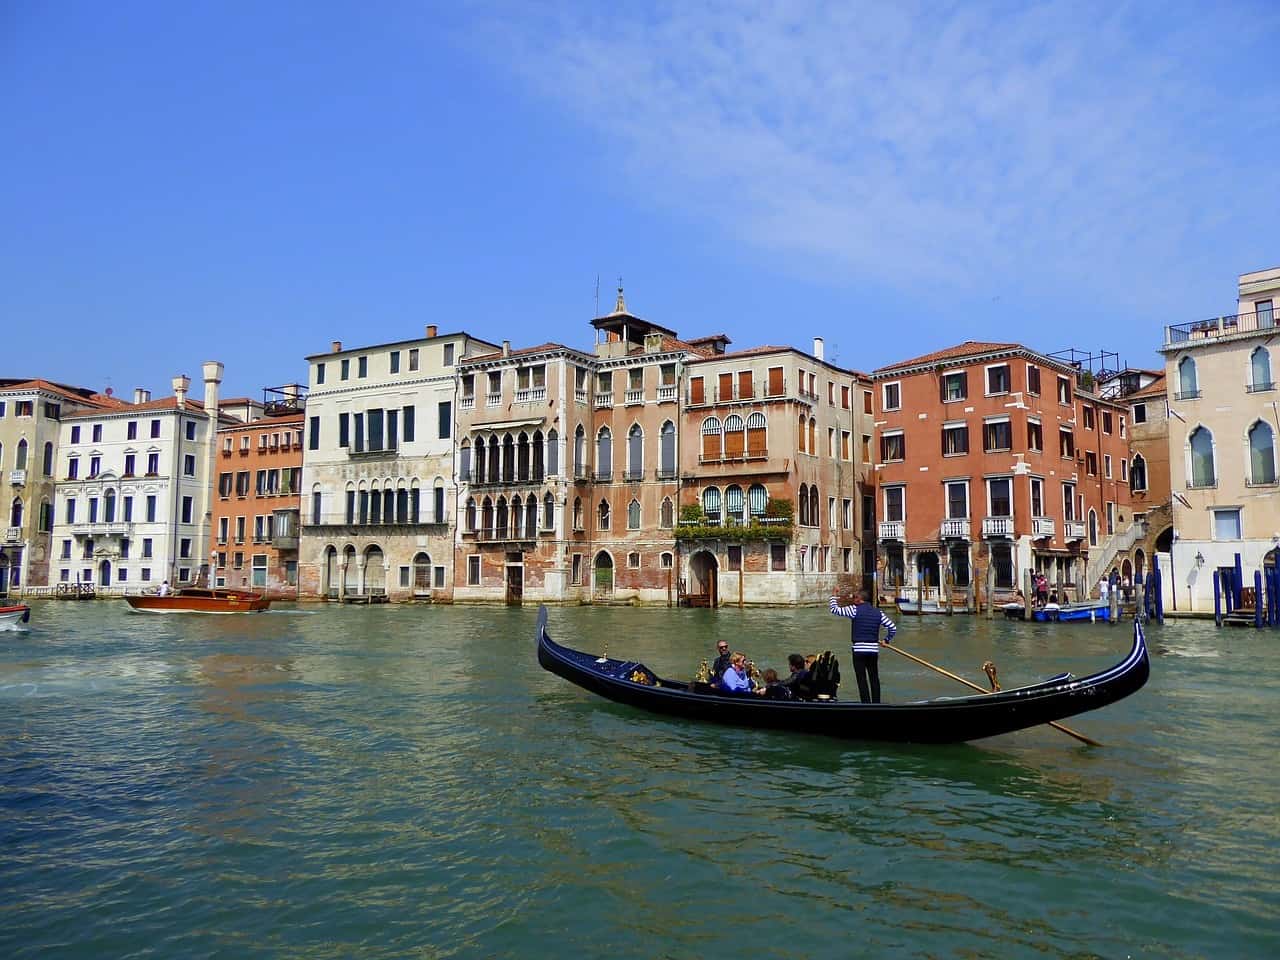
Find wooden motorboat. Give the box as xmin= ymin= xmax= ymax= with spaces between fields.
xmin=895 ymin=598 xmax=976 ymax=615
xmin=1033 ymin=600 xmax=1111 ymax=623
xmin=535 ymin=606 xmax=1149 ymax=744
xmin=125 ymin=588 xmax=270 ymax=614
xmin=0 ymin=603 xmax=32 ymax=627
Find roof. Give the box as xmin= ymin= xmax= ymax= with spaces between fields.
xmin=876 ymin=341 xmax=1024 ymax=373
xmin=463 ymin=342 xmax=586 ymax=363
xmin=0 ymin=378 xmax=124 ymax=408
xmin=1126 ymin=379 xmax=1169 ymax=401
xmin=687 ymin=343 xmax=869 ymax=378
xmin=303 ymin=331 xmax=499 ymax=362
xmin=61 ymin=395 xmax=212 ymax=419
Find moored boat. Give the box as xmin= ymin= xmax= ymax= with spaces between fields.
xmin=125 ymin=588 xmax=270 ymax=614
xmin=535 ymin=606 xmax=1149 ymax=744
xmin=895 ymin=598 xmax=976 ymax=615
xmin=0 ymin=603 xmax=32 ymax=628
xmin=1033 ymin=600 xmax=1111 ymax=623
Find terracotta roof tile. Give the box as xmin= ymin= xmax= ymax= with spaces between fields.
xmin=876 ymin=340 xmax=1026 ymax=372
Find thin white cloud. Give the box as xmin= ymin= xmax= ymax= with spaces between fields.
xmin=465 ymin=1 xmax=1280 ymax=310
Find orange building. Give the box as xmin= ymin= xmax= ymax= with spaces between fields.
xmin=872 ymin=341 xmax=1135 ymax=605
xmin=210 ymin=389 xmax=305 ymax=596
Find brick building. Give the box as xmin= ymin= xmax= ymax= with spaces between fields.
xmin=211 ymin=388 xmax=305 ymax=597
xmin=677 ymin=339 xmax=875 ymax=605
xmin=872 ymin=341 xmax=1134 ymax=606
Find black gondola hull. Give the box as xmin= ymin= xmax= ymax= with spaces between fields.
xmin=536 ymin=607 xmax=1149 ymax=744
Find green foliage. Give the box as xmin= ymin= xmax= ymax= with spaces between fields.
xmin=764 ymin=497 xmax=793 ymax=519
xmin=1080 ymin=370 xmax=1095 ymax=391
xmin=679 ymin=503 xmax=706 ymax=523
xmin=674 ymin=521 xmax=793 ymax=543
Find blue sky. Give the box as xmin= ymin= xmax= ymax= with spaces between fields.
xmin=4 ymin=1 xmax=1278 ymax=399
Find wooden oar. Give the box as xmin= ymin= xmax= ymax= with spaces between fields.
xmin=884 ymin=643 xmax=1102 ymax=747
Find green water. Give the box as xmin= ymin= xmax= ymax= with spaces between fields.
xmin=1 ymin=601 xmax=1276 ymax=958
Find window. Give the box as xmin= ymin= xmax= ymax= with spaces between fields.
xmin=627 ymin=424 xmax=644 ymax=479
xmin=701 ymin=417 xmax=722 ymax=461
xmin=661 ymin=552 xmax=673 ymax=569
xmin=1083 ymin=406 xmax=1095 ymax=430
xmin=841 ymin=384 xmax=850 ymax=408
xmin=181 ymin=497 xmax=193 ymax=523
xmin=1213 ymin=508 xmax=1242 ymax=540
xmin=986 ymin=364 xmax=1010 ymax=395
xmin=842 ymin=498 xmax=852 ymax=529
xmin=1257 ymin=300 xmax=1275 ymax=327
xmin=702 ymin=486 xmax=722 ymax=524
xmin=627 ymin=551 xmax=641 ymax=569
xmin=409 ymin=349 xmax=419 ymax=371
xmin=727 ymin=545 xmax=742 ymax=572
xmin=941 ymin=371 xmax=967 ymax=402
xmin=1062 ymin=482 xmax=1076 ymax=522
xmin=341 ymin=358 xmax=350 ymax=380
xmin=1059 ymin=428 xmax=1074 ymax=459
xmin=467 ymin=555 xmax=481 ymax=585
xmin=862 ymin=435 xmax=871 ymax=463
xmin=1120 ymin=458 xmax=1129 ymax=481
xmin=726 ymin=485 xmax=745 ymax=524
xmin=770 ymin=543 xmax=786 ymax=571
xmin=660 ymin=497 xmax=674 ymax=528
xmin=147 ymin=452 xmax=159 ymax=475
xmin=596 ymin=427 xmax=612 ymax=478
xmin=983 ymin=418 xmax=1011 ymax=452
xmin=438 ymin=401 xmax=451 ymax=439
xmin=67 ymin=456 xmax=79 ymax=480
xmin=1085 ymin=451 xmax=1098 ymax=476
xmin=942 ymin=423 xmax=968 ymax=456
xmin=180 ymin=537 xmax=192 ymax=559
xmin=1102 ymin=411 xmax=1113 ymax=435
xmin=659 ymin=421 xmax=676 ymax=476
xmin=945 ymin=481 xmax=968 ymax=519
xmin=880 ymin=431 xmax=905 ymax=462
xmin=1250 ymin=347 xmax=1273 ymax=392
xmin=89 ymin=455 xmax=101 ymax=478
xmin=1057 ymin=376 xmax=1072 ymax=405
xmin=1027 ymin=419 xmax=1043 ymax=452
xmin=597 ymin=499 xmax=610 ymax=530
xmin=15 ymin=400 xmax=33 ymax=417
xmin=403 ymin=406 xmax=415 ymax=442
xmin=627 ymin=499 xmax=641 ymax=529
xmin=357 ymin=356 xmax=368 ymax=378
xmin=251 ymin=554 xmax=268 ymax=587
xmin=572 ymin=497 xmax=583 ymax=530
xmin=42 ymin=442 xmax=53 ymax=476
xmin=316 ymin=362 xmax=326 ymax=385
xmin=883 ymin=486 xmax=904 ymax=522
xmin=882 ymin=382 xmax=901 ymax=411
xmin=1026 ymin=365 xmax=1041 ymax=395
xmin=1106 ymin=501 xmax=1115 ymax=535
xmin=987 ymin=477 xmax=1012 ymax=517
xmin=1249 ymin=421 xmax=1276 ymax=484
xmin=1104 ymin=454 xmax=1113 ymax=478
xmin=1177 ymin=357 xmax=1199 ymax=400
xmin=767 ymin=367 xmax=784 ymax=397
xmin=1133 ymin=402 xmax=1147 ymax=424
xmin=146 ymin=496 xmax=157 ymax=522
xmin=1030 ymin=477 xmax=1044 ymax=517
xmin=390 ymin=350 xmax=400 ymax=373
xmin=183 ymin=454 xmax=196 ymax=477
xmin=71 ymin=425 xmax=81 ymax=444
xmin=690 ymin=376 xmax=705 ymax=405
xmin=1189 ymin=426 xmax=1215 ymax=488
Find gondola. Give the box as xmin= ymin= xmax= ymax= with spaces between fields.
xmin=535 ymin=606 xmax=1149 ymax=744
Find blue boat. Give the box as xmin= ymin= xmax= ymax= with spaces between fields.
xmin=1033 ymin=600 xmax=1111 ymax=623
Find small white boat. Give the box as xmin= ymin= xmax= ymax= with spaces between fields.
xmin=895 ymin=597 xmax=975 ymax=615
xmin=0 ymin=603 xmax=32 ymax=628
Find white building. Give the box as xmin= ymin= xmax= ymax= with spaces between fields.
xmin=298 ymin=326 xmax=499 ymax=601
xmin=49 ymin=364 xmax=228 ymax=592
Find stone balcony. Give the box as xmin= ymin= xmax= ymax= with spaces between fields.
xmin=940 ymin=518 xmax=970 ymax=540
xmin=9 ymin=469 xmax=26 ymax=487
xmin=1032 ymin=516 xmax=1056 ymax=538
xmin=1064 ymin=521 xmax=1087 ymax=541
xmin=982 ymin=517 xmax=1014 ymax=539
xmin=878 ymin=520 xmax=904 ymax=541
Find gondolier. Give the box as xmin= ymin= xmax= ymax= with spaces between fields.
xmin=830 ymin=591 xmax=897 ymax=703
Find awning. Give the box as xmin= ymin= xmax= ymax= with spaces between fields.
xmin=469 ymin=417 xmax=546 ymax=432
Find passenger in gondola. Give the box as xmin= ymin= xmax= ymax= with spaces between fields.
xmin=755 ymin=668 xmax=793 ymax=700
xmin=719 ymin=652 xmax=753 ymax=694
xmin=784 ymin=653 xmax=813 ymax=700
xmin=710 ymin=641 xmax=732 ymax=682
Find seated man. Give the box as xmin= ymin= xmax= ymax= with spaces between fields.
xmin=710 ymin=641 xmax=732 ymax=682
xmin=719 ymin=652 xmax=752 ymax=694
xmin=783 ymin=653 xmax=813 ymax=700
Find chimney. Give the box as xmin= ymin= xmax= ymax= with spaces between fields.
xmin=331 ymin=340 xmax=342 ymax=353
xmin=202 ymin=361 xmax=223 ymax=417
xmin=426 ymin=324 xmax=438 ymax=338
xmin=502 ymin=340 xmax=511 ymax=357
xmin=134 ymin=387 xmax=151 ymax=404
xmin=813 ymin=337 xmax=824 ymax=361
xmin=172 ymin=375 xmax=191 ymax=409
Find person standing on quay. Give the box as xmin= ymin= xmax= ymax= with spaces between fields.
xmin=829 ymin=590 xmax=897 ymax=703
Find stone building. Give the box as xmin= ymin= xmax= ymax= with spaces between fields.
xmin=1158 ymin=266 xmax=1280 ymax=611
xmin=677 ymin=339 xmax=875 ymax=606
xmin=211 ymin=387 xmax=306 ymax=597
xmin=1110 ymin=369 xmax=1172 ymax=588
xmin=49 ymin=364 xmax=229 ymax=592
xmin=453 ymin=291 xmax=698 ymax=604
xmin=298 ymin=326 xmax=499 ymax=601
xmin=0 ymin=379 xmax=118 ymax=594
xmin=872 ymin=342 xmax=1134 ymax=606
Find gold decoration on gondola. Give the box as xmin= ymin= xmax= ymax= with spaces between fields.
xmin=983 ymin=660 xmax=1001 ymax=691
xmin=694 ymin=659 xmax=711 ymax=684
xmin=630 ymin=668 xmax=654 ymax=686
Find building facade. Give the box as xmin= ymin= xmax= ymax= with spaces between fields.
xmin=49 ymin=365 xmax=227 ymax=592
xmin=677 ymin=340 xmax=875 ymax=605
xmin=298 ymin=326 xmax=500 ymax=601
xmin=872 ymin=342 xmax=1134 ymax=606
xmin=1159 ymin=266 xmax=1280 ymax=611
xmin=211 ymin=390 xmax=305 ymax=597
xmin=0 ymin=379 xmax=116 ymax=593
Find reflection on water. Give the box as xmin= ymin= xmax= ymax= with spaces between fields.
xmin=0 ymin=600 xmax=1276 ymax=958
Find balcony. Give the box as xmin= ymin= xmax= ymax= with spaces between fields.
xmin=1173 ymin=390 xmax=1201 ymax=401
xmin=982 ymin=517 xmax=1014 ymax=538
xmin=624 ymin=389 xmax=645 ymax=406
xmin=624 ymin=469 xmax=645 ymax=482
xmin=70 ymin=522 xmax=133 ymax=537
xmin=347 ymin=444 xmax=398 ymax=461
xmin=878 ymin=521 xmax=904 ymax=541
xmin=485 ymin=392 xmax=502 ymax=407
xmin=594 ymin=470 xmax=613 ymax=482
xmin=594 ymin=392 xmax=614 ymax=409
xmin=470 ymin=529 xmax=538 ymax=544
xmin=3 ymin=527 xmax=20 ymax=543
xmin=1164 ymin=309 xmax=1276 ymax=348
xmin=459 ymin=395 xmax=475 ymax=411
xmin=657 ymin=384 xmax=677 ymax=402
xmin=515 ymin=387 xmax=546 ymax=404
xmin=1032 ymin=516 xmax=1056 ymax=538
xmin=574 ymin=388 xmax=588 ymax=404
xmin=940 ymin=518 xmax=970 ymax=540
xmin=9 ymin=469 xmax=26 ymax=486
xmin=1247 ymin=380 xmax=1275 ymax=393
xmin=1064 ymin=521 xmax=1086 ymax=541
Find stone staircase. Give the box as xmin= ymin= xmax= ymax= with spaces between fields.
xmin=1084 ymin=517 xmax=1148 ymax=589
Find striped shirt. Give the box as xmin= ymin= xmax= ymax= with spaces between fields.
xmin=829 ymin=597 xmax=897 ymax=654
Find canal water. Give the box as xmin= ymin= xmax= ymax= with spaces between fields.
xmin=1 ymin=601 xmax=1275 ymax=958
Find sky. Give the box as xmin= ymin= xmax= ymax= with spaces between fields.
xmin=4 ymin=0 xmax=1279 ymax=400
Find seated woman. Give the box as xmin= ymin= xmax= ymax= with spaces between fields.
xmin=719 ymin=652 xmax=753 ymax=694
xmin=756 ymin=668 xmax=793 ymax=700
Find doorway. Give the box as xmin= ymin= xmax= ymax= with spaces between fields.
xmin=99 ymin=559 xmax=111 ymax=587
xmin=594 ymin=551 xmax=614 ymax=597
xmin=689 ymin=549 xmax=719 ymax=608
xmin=506 ymin=564 xmax=524 ymax=606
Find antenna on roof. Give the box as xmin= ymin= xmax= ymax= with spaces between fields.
xmin=594 ymin=275 xmax=599 ymax=316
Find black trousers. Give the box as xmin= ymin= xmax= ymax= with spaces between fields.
xmin=853 ymin=653 xmax=881 ymax=704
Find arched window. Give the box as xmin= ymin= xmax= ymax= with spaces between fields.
xmin=702 ymin=486 xmax=722 ymax=523
xmin=397 ymin=485 xmax=409 ymax=523
xmin=1178 ymin=356 xmax=1198 ymax=399
xmin=572 ymin=496 xmax=583 ymax=530
xmin=104 ymin=489 xmax=116 ymax=523
xmin=0 ymin=441 xmax=4 ymax=469
xmin=526 ymin=496 xmax=538 ymax=538
xmin=1250 ymin=347 xmax=1273 ymax=391
xmin=660 ymin=496 xmax=674 ymax=528
xmin=383 ymin=486 xmax=396 ymax=524
xmin=465 ymin=497 xmax=477 ymax=532
xmin=1249 ymin=420 xmax=1276 ymax=485
xmin=725 ymin=484 xmax=744 ymax=524
xmin=798 ymin=485 xmax=810 ymax=526
xmin=723 ymin=415 xmax=745 ymax=458
xmin=596 ymin=427 xmax=612 ymax=478
xmin=659 ymin=421 xmax=676 ymax=477
xmin=746 ymin=413 xmax=767 ymax=456
xmin=487 ymin=435 xmax=500 ymax=483
xmin=748 ymin=483 xmax=768 ymax=518
xmin=701 ymin=417 xmax=722 ymax=460
xmin=1130 ymin=454 xmax=1148 ymax=492
xmin=472 ymin=439 xmax=484 ymax=483
xmin=627 ymin=498 xmax=641 ymax=529
xmin=574 ymin=425 xmax=585 ymax=477
xmin=510 ymin=495 xmax=522 ymax=536
xmin=1189 ymin=426 xmax=1215 ymax=487
xmin=798 ymin=413 xmax=807 ymax=454
xmin=809 ymin=485 xmax=820 ymax=526
xmin=808 ymin=418 xmax=817 ymax=456
xmin=627 ymin=424 xmax=643 ymax=480
xmin=460 ymin=440 xmax=472 ymax=482
xmin=502 ymin=435 xmax=516 ymax=482
xmin=38 ymin=498 xmax=51 ymax=532
xmin=42 ymin=442 xmax=53 ymax=477
xmin=543 ymin=492 xmax=554 ymax=529
xmin=533 ymin=430 xmax=546 ymax=480
xmin=496 ymin=496 xmax=509 ymax=536
xmin=1088 ymin=509 xmax=1098 ymax=546
xmin=16 ymin=439 xmax=28 ymax=471
xmin=546 ymin=429 xmax=559 ymax=477
xmin=517 ymin=432 xmax=530 ymax=481
xmin=598 ymin=499 xmax=611 ymax=530
xmin=10 ymin=497 xmax=22 ymax=528
xmin=481 ymin=496 xmax=494 ymax=534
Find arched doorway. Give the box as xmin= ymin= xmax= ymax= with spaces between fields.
xmin=1121 ymin=558 xmax=1133 ymax=600
xmin=916 ymin=551 xmax=940 ymax=601
xmin=1134 ymin=548 xmax=1146 ymax=582
xmin=413 ymin=552 xmax=431 ymax=597
xmin=364 ymin=545 xmax=385 ymax=596
xmin=689 ymin=549 xmax=719 ymax=607
xmin=323 ymin=546 xmax=338 ymax=599
xmin=593 ymin=551 xmax=614 ymax=597
xmin=99 ymin=559 xmax=111 ymax=587
xmin=342 ymin=546 xmax=358 ymax=597
xmin=1154 ymin=527 xmax=1174 ymax=553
